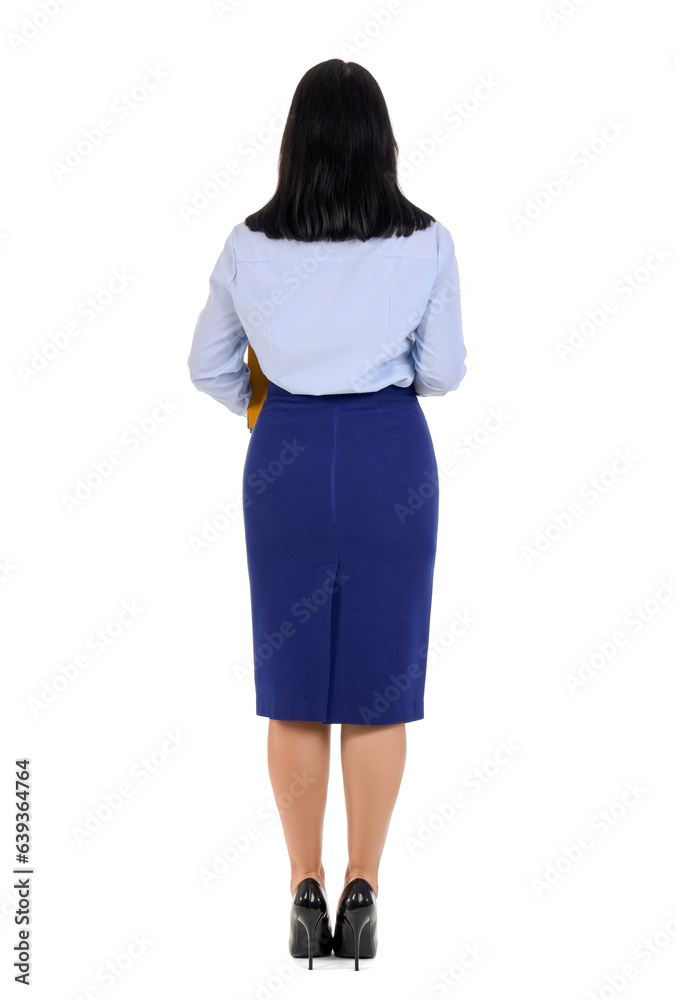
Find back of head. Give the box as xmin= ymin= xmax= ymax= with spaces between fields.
xmin=244 ymin=59 xmax=436 ymax=242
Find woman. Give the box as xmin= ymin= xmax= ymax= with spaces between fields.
xmin=187 ymin=58 xmax=467 ymax=971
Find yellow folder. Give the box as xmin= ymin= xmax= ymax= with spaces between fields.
xmin=246 ymin=343 xmax=269 ymax=432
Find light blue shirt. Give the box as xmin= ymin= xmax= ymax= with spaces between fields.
xmin=187 ymin=219 xmax=467 ymax=417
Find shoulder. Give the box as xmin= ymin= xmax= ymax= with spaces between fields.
xmin=429 ymin=219 xmax=455 ymax=251
xmin=390 ymin=219 xmax=454 ymax=260
xmin=425 ymin=221 xmax=458 ymax=268
xmin=228 ymin=221 xmax=272 ymax=258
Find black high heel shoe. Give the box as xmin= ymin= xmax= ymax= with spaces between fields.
xmin=289 ymin=877 xmax=333 ymax=970
xmin=332 ymin=877 xmax=378 ymax=970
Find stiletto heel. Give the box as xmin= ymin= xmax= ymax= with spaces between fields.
xmin=346 ymin=907 xmax=371 ymax=971
xmin=292 ymin=908 xmax=321 ymax=969
xmin=288 ymin=877 xmax=333 ymax=969
xmin=332 ymin=877 xmax=378 ymax=970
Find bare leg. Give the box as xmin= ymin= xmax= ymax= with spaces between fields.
xmin=267 ymin=719 xmax=331 ymax=895
xmin=340 ymin=722 xmax=407 ymax=898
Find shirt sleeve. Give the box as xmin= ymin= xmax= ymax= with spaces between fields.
xmin=411 ymin=223 xmax=467 ymax=396
xmin=187 ymin=228 xmax=252 ymax=417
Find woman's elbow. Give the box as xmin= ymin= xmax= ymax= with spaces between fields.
xmin=413 ymin=361 xmax=467 ymax=396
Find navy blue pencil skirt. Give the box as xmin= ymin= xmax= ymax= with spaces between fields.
xmin=242 ymin=379 xmax=439 ymax=725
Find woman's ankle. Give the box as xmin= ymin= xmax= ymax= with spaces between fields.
xmin=291 ymin=866 xmax=326 ymax=895
xmin=343 ymin=867 xmax=378 ymax=897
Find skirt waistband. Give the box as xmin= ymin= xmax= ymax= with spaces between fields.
xmin=264 ymin=379 xmax=416 ymax=404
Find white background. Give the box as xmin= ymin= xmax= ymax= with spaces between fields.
xmin=2 ymin=0 xmax=675 ymax=996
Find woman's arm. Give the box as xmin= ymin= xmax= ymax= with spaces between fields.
xmin=412 ymin=224 xmax=467 ymax=396
xmin=187 ymin=229 xmax=252 ymax=417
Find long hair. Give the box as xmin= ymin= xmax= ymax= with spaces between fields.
xmin=244 ymin=59 xmax=435 ymax=242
